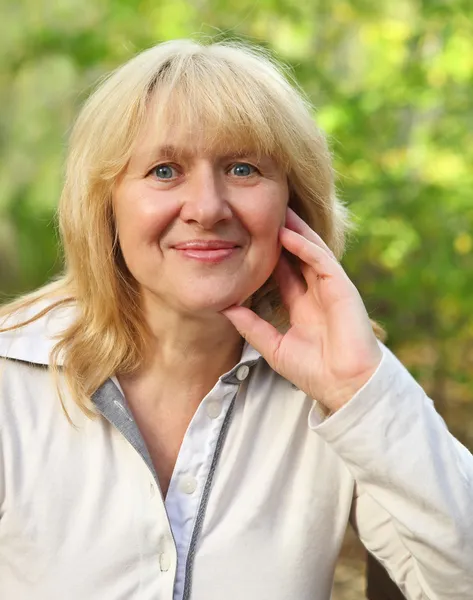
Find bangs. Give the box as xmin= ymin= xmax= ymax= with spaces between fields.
xmin=145 ymin=52 xmax=291 ymax=168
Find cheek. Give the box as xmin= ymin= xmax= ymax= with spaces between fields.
xmin=115 ymin=194 xmax=176 ymax=248
xmin=244 ymin=203 xmax=285 ymax=280
xmin=248 ymin=194 xmax=287 ymax=246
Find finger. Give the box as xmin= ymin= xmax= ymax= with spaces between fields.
xmin=280 ymin=227 xmax=339 ymax=277
xmin=286 ymin=207 xmax=337 ymax=260
xmin=300 ymin=262 xmax=327 ymax=287
xmin=273 ymin=253 xmax=306 ymax=308
xmin=221 ymin=306 xmax=282 ymax=369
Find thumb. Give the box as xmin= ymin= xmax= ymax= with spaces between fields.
xmin=221 ymin=306 xmax=282 ymax=368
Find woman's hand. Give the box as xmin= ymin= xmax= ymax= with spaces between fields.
xmin=222 ymin=207 xmax=382 ymax=413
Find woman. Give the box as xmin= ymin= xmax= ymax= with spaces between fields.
xmin=0 ymin=40 xmax=471 ymax=600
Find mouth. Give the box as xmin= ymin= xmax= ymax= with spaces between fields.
xmin=172 ymin=240 xmax=241 ymax=263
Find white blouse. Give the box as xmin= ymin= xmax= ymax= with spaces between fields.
xmin=0 ymin=304 xmax=472 ymax=600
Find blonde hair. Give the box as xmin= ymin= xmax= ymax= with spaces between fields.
xmin=0 ymin=39 xmax=357 ymax=416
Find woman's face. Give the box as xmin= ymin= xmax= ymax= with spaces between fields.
xmin=113 ymin=122 xmax=289 ymax=317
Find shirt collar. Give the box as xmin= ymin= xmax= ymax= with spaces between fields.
xmin=221 ymin=342 xmax=261 ymax=384
xmin=0 ymin=301 xmax=76 ymax=366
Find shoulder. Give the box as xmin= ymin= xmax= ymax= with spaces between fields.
xmin=0 ymin=355 xmax=49 ymax=400
xmin=0 ymin=301 xmax=79 ymax=426
xmin=0 ymin=356 xmax=61 ymax=440
xmin=0 ymin=300 xmax=77 ymax=366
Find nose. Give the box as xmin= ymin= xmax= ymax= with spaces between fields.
xmin=179 ymin=163 xmax=232 ymax=229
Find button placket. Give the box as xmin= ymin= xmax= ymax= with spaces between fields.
xmin=159 ymin=552 xmax=171 ymax=572
xmin=164 ymin=384 xmax=240 ymax=599
xmin=206 ymin=401 xmax=222 ymax=419
xmin=149 ymin=481 xmax=156 ymax=498
xmin=236 ymin=364 xmax=250 ymax=381
xmin=178 ymin=473 xmax=198 ymax=495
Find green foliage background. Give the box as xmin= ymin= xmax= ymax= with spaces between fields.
xmin=1 ymin=0 xmax=472 ymax=446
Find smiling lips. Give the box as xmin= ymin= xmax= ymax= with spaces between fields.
xmin=172 ymin=240 xmax=240 ymax=263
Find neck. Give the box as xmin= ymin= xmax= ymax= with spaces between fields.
xmin=145 ymin=307 xmax=243 ymax=377
xmin=119 ymin=297 xmax=244 ymax=409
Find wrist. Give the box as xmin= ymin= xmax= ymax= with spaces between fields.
xmin=320 ymin=359 xmax=382 ymax=414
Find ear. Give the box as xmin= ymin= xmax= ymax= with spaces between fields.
xmin=287 ymin=186 xmax=309 ymax=226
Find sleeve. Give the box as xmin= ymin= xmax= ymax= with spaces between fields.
xmin=0 ymin=383 xmax=4 ymax=520
xmin=309 ymin=345 xmax=473 ymax=600
xmin=0 ymin=432 xmax=3 ymax=520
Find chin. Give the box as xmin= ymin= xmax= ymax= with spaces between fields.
xmin=178 ymin=288 xmax=252 ymax=315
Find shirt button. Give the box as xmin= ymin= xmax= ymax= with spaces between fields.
xmin=236 ymin=365 xmax=250 ymax=381
xmin=159 ymin=552 xmax=171 ymax=572
xmin=179 ymin=474 xmax=197 ymax=494
xmin=206 ymin=401 xmax=221 ymax=419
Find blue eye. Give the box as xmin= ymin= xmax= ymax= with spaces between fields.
xmin=152 ymin=164 xmax=176 ymax=180
xmin=230 ymin=163 xmax=256 ymax=177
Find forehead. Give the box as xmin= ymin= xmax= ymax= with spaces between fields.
xmin=129 ymin=84 xmax=287 ymax=166
xmin=131 ymin=133 xmax=265 ymax=167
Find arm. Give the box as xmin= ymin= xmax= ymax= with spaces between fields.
xmin=313 ymin=347 xmax=473 ymax=599
xmin=0 ymin=422 xmax=4 ymax=522
xmin=222 ymin=207 xmax=473 ymax=599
